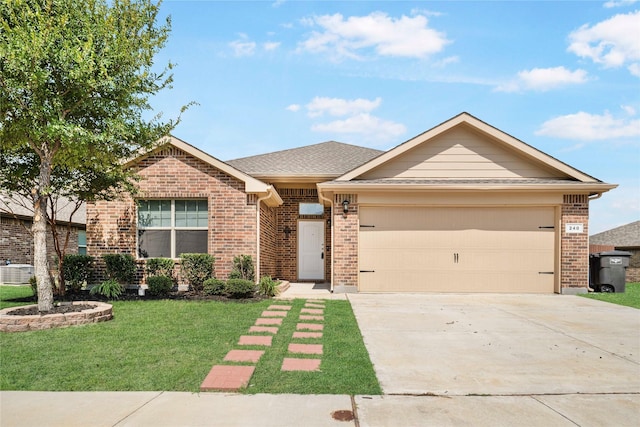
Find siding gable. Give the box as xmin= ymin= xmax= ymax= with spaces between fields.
xmin=360 ymin=125 xmax=566 ymax=180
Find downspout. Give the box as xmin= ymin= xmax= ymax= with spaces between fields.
xmin=255 ymin=187 xmax=274 ymax=284
xmin=317 ymin=188 xmax=334 ymax=293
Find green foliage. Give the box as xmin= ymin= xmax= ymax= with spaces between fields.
xmin=146 ymin=258 xmax=174 ymax=278
xmin=225 ymin=279 xmax=256 ymax=299
xmin=89 ymin=279 xmax=124 ymax=299
xmin=258 ymin=276 xmax=280 ymax=298
xmin=0 ymin=0 xmax=188 ymax=311
xmin=180 ymin=253 xmax=215 ymax=292
xmin=229 ymin=255 xmax=255 ymax=281
xmin=62 ymin=254 xmax=94 ymax=292
xmin=102 ymin=254 xmax=136 ymax=285
xmin=146 ymin=276 xmax=173 ymax=297
xmin=29 ymin=276 xmax=37 ymax=298
xmin=203 ymin=278 xmax=227 ymax=296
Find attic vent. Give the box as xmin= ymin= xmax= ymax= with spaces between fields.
xmin=563 ymin=195 xmax=587 ymax=204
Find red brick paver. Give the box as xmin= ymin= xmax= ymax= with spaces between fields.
xmin=299 ymin=315 xmax=324 ymax=321
xmin=282 ymin=358 xmax=321 ymax=371
xmin=200 ymin=365 xmax=255 ymax=391
xmin=305 ymin=303 xmax=325 ymax=309
xmin=293 ymin=331 xmax=323 ymax=339
xmin=261 ymin=310 xmax=287 ymax=317
xmin=224 ymin=349 xmax=265 ymax=363
xmin=255 ymin=318 xmax=283 ymax=326
xmin=289 ymin=343 xmax=323 ymax=354
xmin=268 ymin=305 xmax=292 ymax=311
xmin=249 ymin=326 xmax=279 ymax=334
xmin=297 ymin=323 xmax=324 ymax=331
xmin=238 ymin=335 xmax=273 ymax=346
xmin=301 ymin=308 xmax=323 ymax=315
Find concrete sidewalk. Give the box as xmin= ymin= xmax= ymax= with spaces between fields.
xmin=2 ymin=391 xmax=639 ymax=426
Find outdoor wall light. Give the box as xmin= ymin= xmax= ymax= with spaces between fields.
xmin=342 ymin=200 xmax=350 ymax=214
xmin=283 ymin=225 xmax=292 ymax=236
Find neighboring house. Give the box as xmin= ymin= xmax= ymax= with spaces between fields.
xmin=590 ymin=221 xmax=640 ymax=283
xmin=86 ymin=113 xmax=616 ymax=294
xmin=0 ymin=195 xmax=86 ymax=283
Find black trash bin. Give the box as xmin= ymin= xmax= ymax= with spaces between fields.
xmin=589 ymin=250 xmax=632 ymax=293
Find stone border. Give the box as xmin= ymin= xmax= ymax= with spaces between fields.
xmin=0 ymin=301 xmax=113 ymax=333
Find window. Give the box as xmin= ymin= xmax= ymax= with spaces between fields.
xmin=299 ymin=203 xmax=324 ymax=215
xmin=78 ymin=230 xmax=87 ymax=255
xmin=137 ymin=200 xmax=208 ymax=258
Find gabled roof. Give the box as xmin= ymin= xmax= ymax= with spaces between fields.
xmin=227 ymin=141 xmax=383 ymax=183
xmin=590 ymin=221 xmax=640 ymax=247
xmin=319 ymin=112 xmax=616 ymax=196
xmin=0 ymin=194 xmax=86 ymax=226
xmin=126 ymin=136 xmax=282 ymax=206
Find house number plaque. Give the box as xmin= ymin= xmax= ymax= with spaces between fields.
xmin=565 ymin=223 xmax=584 ymax=234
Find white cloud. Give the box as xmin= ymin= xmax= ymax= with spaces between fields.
xmin=603 ymin=0 xmax=638 ymax=8
xmin=306 ymin=96 xmax=381 ymax=118
xmin=229 ymin=34 xmax=256 ymax=57
xmin=621 ymin=104 xmax=637 ymax=115
xmin=535 ymin=110 xmax=640 ymax=140
xmin=272 ymin=0 xmax=286 ymax=8
xmin=629 ymin=63 xmax=640 ymax=77
xmin=495 ymin=67 xmax=589 ymax=92
xmin=311 ymin=113 xmax=406 ymax=141
xmin=286 ymin=104 xmax=301 ymax=112
xmin=568 ymin=11 xmax=640 ymax=75
xmin=298 ymin=12 xmax=449 ymax=60
xmin=263 ymin=41 xmax=281 ymax=51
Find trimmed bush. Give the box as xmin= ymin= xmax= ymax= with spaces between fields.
xmin=29 ymin=276 xmax=37 ymax=298
xmin=258 ymin=276 xmax=280 ymax=298
xmin=146 ymin=258 xmax=174 ymax=278
xmin=203 ymin=278 xmax=226 ymax=296
xmin=62 ymin=254 xmax=94 ymax=292
xmin=180 ymin=253 xmax=215 ymax=292
xmin=102 ymin=254 xmax=136 ymax=284
xmin=229 ymin=255 xmax=255 ymax=281
xmin=147 ymin=275 xmax=173 ymax=297
xmin=90 ymin=279 xmax=124 ymax=299
xmin=225 ymin=278 xmax=256 ymax=299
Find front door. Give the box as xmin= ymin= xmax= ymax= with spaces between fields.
xmin=298 ymin=220 xmax=325 ymax=280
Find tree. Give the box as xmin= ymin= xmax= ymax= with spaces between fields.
xmin=0 ymin=0 xmax=185 ymax=311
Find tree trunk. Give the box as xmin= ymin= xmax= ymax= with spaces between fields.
xmin=33 ymin=159 xmax=54 ymax=312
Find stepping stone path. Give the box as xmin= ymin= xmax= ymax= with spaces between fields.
xmin=200 ymin=299 xmax=326 ymax=392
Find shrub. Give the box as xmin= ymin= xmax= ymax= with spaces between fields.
xmin=90 ymin=279 xmax=124 ymax=299
xmin=229 ymin=255 xmax=255 ymax=281
xmin=29 ymin=276 xmax=37 ymax=297
xmin=147 ymin=275 xmax=173 ymax=297
xmin=62 ymin=254 xmax=94 ymax=292
xmin=146 ymin=258 xmax=174 ymax=278
xmin=225 ymin=278 xmax=256 ymax=299
xmin=102 ymin=254 xmax=136 ymax=284
xmin=180 ymin=253 xmax=215 ymax=292
xmin=203 ymin=278 xmax=226 ymax=296
xmin=258 ymin=276 xmax=280 ymax=298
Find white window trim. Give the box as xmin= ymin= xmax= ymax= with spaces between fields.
xmin=137 ymin=199 xmax=208 ymax=259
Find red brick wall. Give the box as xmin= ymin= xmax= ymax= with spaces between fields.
xmin=561 ymin=195 xmax=590 ymax=291
xmin=0 ymin=215 xmax=81 ymax=267
xmin=87 ymin=146 xmax=257 ymax=284
xmin=259 ymin=203 xmax=277 ymax=279
xmin=333 ymin=194 xmax=358 ymax=287
xmin=274 ymin=187 xmax=330 ymax=282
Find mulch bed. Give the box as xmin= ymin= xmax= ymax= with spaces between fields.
xmin=7 ymin=304 xmax=97 ymax=316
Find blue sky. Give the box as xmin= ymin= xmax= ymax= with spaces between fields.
xmin=151 ymin=0 xmax=640 ymax=234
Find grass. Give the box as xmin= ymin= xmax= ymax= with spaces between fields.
xmin=580 ymin=282 xmax=640 ymax=309
xmin=0 ymin=288 xmax=380 ymax=394
xmin=0 ymin=285 xmax=34 ymax=309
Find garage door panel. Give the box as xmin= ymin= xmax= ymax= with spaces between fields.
xmin=359 ymin=206 xmax=556 ymax=293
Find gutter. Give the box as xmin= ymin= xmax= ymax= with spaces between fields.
xmin=317 ymin=187 xmax=334 ymax=293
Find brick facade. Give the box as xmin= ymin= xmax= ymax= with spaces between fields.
xmin=274 ymin=187 xmax=331 ymax=282
xmin=87 ymin=146 xmax=258 ymax=285
xmin=259 ymin=203 xmax=277 ymax=279
xmin=0 ymin=215 xmax=81 ymax=267
xmin=561 ymin=194 xmax=590 ymax=291
xmin=332 ymin=194 xmax=358 ymax=287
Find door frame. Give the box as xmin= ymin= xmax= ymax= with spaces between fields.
xmin=297 ymin=220 xmax=325 ymax=281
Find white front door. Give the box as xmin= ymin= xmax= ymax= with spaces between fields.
xmin=298 ymin=220 xmax=325 ymax=280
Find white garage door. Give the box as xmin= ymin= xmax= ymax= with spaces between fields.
xmin=358 ymin=206 xmax=556 ymax=293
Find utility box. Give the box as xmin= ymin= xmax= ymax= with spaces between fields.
xmin=589 ymin=250 xmax=632 ymax=293
xmin=0 ymin=264 xmax=34 ymax=285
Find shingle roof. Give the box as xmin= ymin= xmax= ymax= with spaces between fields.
xmin=590 ymin=221 xmax=640 ymax=247
xmin=227 ymin=141 xmax=384 ymax=178
xmin=0 ymin=194 xmax=86 ymax=226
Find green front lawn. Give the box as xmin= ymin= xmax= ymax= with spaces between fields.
xmin=0 ymin=285 xmax=34 ymax=309
xmin=0 ymin=288 xmax=380 ymax=394
xmin=580 ymin=282 xmax=640 ymax=309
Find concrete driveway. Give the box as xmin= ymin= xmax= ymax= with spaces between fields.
xmin=348 ymin=293 xmax=640 ymax=396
